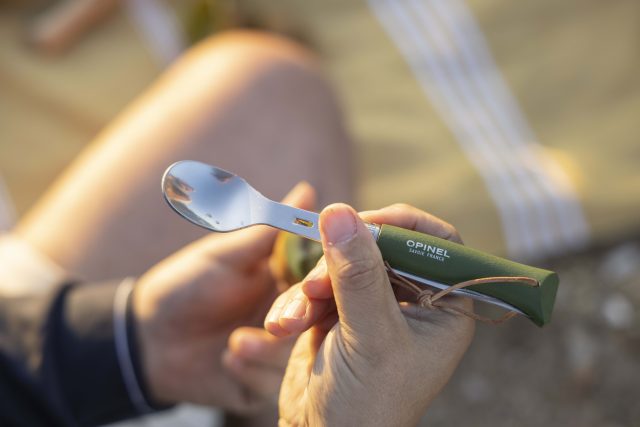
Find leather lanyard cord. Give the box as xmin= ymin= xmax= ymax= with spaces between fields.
xmin=385 ymin=262 xmax=539 ymax=325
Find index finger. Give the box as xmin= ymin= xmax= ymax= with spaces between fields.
xmin=359 ymin=203 xmax=463 ymax=244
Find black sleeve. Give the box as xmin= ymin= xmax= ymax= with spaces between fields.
xmin=0 ymin=281 xmax=154 ymax=427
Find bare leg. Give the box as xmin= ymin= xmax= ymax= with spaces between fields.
xmin=15 ymin=30 xmax=353 ymax=281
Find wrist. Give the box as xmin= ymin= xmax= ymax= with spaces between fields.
xmin=127 ymin=279 xmax=176 ymax=408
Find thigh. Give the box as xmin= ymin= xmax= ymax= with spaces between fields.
xmin=15 ymin=30 xmax=353 ymax=281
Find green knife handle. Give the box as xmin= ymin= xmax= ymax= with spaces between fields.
xmin=375 ymin=224 xmax=558 ymax=326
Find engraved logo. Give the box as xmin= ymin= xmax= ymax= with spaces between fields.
xmin=406 ymin=240 xmax=450 ymax=262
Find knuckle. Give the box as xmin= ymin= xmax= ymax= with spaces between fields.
xmin=384 ymin=203 xmax=463 ymax=243
xmin=335 ymin=257 xmax=381 ymax=289
xmin=442 ymin=223 xmax=463 ymax=243
xmin=389 ymin=202 xmax=414 ymax=212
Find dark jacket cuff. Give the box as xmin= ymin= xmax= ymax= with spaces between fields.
xmin=53 ymin=280 xmax=146 ymax=426
xmin=117 ymin=279 xmax=174 ymax=413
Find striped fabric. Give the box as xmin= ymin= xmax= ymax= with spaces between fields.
xmin=368 ymin=0 xmax=589 ymax=259
xmin=0 ymin=174 xmax=15 ymax=232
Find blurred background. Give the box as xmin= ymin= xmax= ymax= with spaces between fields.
xmin=1 ymin=0 xmax=639 ymax=426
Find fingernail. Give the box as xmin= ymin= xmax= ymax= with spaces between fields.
xmin=281 ymin=297 xmax=308 ymax=320
xmin=265 ymin=306 xmax=283 ymax=325
xmin=285 ymin=181 xmax=310 ymax=203
xmin=290 ymin=181 xmax=307 ymax=197
xmin=305 ymin=259 xmax=326 ymax=281
xmin=322 ymin=205 xmax=357 ymax=245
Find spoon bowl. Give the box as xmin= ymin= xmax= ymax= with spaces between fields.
xmin=162 ymin=161 xmax=322 ymax=240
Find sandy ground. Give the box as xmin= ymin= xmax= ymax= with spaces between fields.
xmin=423 ymin=243 xmax=640 ymax=427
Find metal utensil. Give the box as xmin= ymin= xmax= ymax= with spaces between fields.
xmin=162 ymin=161 xmax=560 ymax=326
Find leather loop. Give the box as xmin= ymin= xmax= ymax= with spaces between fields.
xmin=385 ymin=262 xmax=539 ymax=325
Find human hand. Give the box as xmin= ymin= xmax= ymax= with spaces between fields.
xmin=266 ymin=203 xmax=475 ymax=426
xmin=132 ymin=182 xmax=315 ymax=412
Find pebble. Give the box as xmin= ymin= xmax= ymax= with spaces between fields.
xmin=601 ymin=292 xmax=635 ymax=330
xmin=460 ymin=373 xmax=493 ymax=403
xmin=598 ymin=243 xmax=640 ymax=285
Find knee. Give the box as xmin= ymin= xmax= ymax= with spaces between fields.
xmin=188 ymin=30 xmax=318 ymax=73
xmin=166 ymin=30 xmax=332 ymax=106
xmin=145 ymin=31 xmax=351 ymax=206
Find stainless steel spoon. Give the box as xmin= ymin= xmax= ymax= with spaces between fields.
xmin=162 ymin=161 xmax=560 ymax=326
xmin=161 ymin=160 xmax=325 ymax=241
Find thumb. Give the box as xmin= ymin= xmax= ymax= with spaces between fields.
xmin=319 ymin=204 xmax=404 ymax=342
